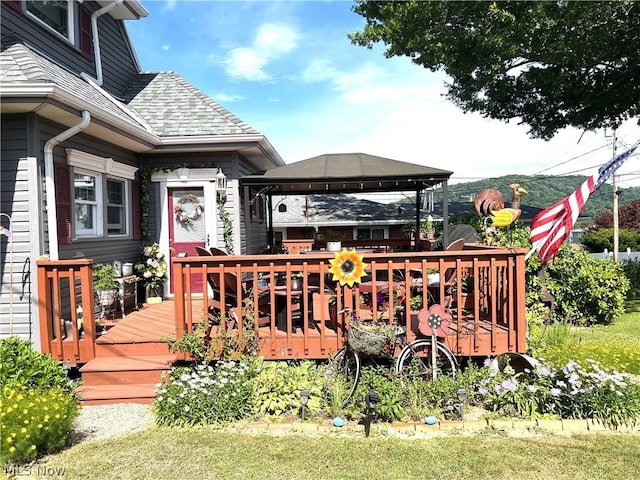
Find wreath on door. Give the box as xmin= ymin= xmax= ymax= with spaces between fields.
xmin=174 ymin=194 xmax=203 ymax=224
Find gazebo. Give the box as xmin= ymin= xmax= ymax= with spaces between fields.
xmin=240 ymin=153 xmax=453 ymax=249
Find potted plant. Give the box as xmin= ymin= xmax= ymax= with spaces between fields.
xmin=135 ymin=243 xmax=168 ymax=304
xmin=93 ymin=263 xmax=119 ymax=308
xmin=325 ymin=231 xmax=344 ymax=252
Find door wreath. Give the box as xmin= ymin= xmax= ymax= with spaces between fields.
xmin=174 ymin=194 xmax=203 ymax=224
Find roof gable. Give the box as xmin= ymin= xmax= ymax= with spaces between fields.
xmin=122 ymin=72 xmax=259 ymax=137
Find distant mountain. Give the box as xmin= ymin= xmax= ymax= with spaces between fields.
xmin=434 ymin=175 xmax=640 ymax=217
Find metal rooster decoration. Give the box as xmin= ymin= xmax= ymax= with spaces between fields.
xmin=475 ymin=183 xmax=528 ymax=244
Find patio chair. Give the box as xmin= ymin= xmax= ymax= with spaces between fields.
xmin=195 ymin=246 xmax=271 ymax=327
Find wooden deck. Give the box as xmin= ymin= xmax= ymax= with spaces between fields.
xmin=37 ymin=245 xmax=528 ymax=404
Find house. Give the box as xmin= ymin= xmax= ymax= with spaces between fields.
xmin=0 ymin=0 xmax=284 ymax=348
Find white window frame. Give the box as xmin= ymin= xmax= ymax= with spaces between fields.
xmin=25 ymin=0 xmax=76 ymax=44
xmin=73 ymin=169 xmax=103 ymax=237
xmin=106 ymin=177 xmax=129 ymax=236
xmin=67 ymin=149 xmax=137 ymax=240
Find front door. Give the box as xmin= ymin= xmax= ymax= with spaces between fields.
xmin=169 ymin=188 xmax=206 ymax=293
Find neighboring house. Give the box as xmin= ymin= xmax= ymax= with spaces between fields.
xmin=271 ymin=193 xmax=425 ymax=243
xmin=0 ymin=0 xmax=284 ymax=347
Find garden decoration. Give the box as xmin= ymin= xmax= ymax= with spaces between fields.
xmin=174 ymin=193 xmax=203 ymax=225
xmin=328 ymin=248 xmax=368 ymax=287
xmin=418 ymin=304 xmax=452 ymax=379
xmin=475 ymin=183 xmax=527 ymax=245
xmin=135 ymin=243 xmax=168 ymax=302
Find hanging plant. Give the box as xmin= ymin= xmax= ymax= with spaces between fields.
xmin=218 ymin=197 xmax=234 ymax=254
xmin=174 ymin=194 xmax=203 ymax=225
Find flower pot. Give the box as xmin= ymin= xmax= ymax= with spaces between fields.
xmin=291 ymin=277 xmax=303 ymax=291
xmin=96 ymin=289 xmax=117 ymax=307
xmin=327 ymin=241 xmax=342 ymax=252
xmin=146 ymin=286 xmax=163 ymax=304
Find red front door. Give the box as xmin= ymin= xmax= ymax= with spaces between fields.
xmin=169 ymin=188 xmax=206 ymax=293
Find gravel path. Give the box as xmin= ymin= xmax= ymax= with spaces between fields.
xmin=71 ymin=403 xmax=154 ymax=444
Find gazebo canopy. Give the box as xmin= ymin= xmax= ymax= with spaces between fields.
xmin=240 ymin=153 xmax=452 ymax=194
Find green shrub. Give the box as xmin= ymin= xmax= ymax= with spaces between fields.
xmin=545 ymin=246 xmax=629 ymax=325
xmin=251 ymin=359 xmax=324 ymax=419
xmin=622 ymin=259 xmax=640 ymax=299
xmin=0 ymin=385 xmax=79 ymax=465
xmin=153 ymin=359 xmax=256 ymax=427
xmin=0 ymin=337 xmax=73 ymax=392
xmin=580 ymin=228 xmax=640 ymax=253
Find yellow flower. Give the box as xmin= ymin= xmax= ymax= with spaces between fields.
xmin=30 ymin=445 xmax=36 ymax=451
xmin=9 ymin=447 xmax=15 ymax=453
xmin=328 ymin=249 xmax=368 ymax=287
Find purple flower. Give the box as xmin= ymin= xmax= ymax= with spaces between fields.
xmin=495 ymin=385 xmax=504 ymax=394
xmin=502 ymin=379 xmax=518 ymax=392
xmin=527 ymin=385 xmax=537 ymax=393
xmin=536 ymin=366 xmax=551 ymax=377
xmin=478 ymin=386 xmax=488 ymax=395
xmin=550 ymin=388 xmax=561 ymax=397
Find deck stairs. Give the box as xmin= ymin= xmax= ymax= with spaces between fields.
xmin=75 ymin=301 xmax=178 ymax=405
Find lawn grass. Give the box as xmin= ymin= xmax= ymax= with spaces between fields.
xmin=533 ymin=300 xmax=640 ymax=373
xmin=15 ymin=429 xmax=640 ymax=480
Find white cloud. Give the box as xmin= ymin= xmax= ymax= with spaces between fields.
xmin=163 ymin=0 xmax=176 ymax=12
xmin=223 ymin=23 xmax=299 ymax=81
xmin=214 ymin=92 xmax=245 ymax=103
xmin=162 ymin=45 xmax=170 ymax=51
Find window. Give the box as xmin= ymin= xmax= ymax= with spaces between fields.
xmin=106 ymin=179 xmax=126 ymax=235
xmin=66 ymin=149 xmax=137 ymax=240
xmin=356 ymin=228 xmax=386 ymax=240
xmin=74 ymin=171 xmax=101 ymax=236
xmin=26 ymin=0 xmax=74 ymax=42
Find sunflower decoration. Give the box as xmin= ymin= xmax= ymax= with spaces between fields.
xmin=328 ymin=248 xmax=368 ymax=287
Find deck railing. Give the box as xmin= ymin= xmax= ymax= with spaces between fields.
xmin=35 ymin=245 xmax=528 ymax=365
xmin=173 ymin=245 xmax=528 ymax=360
xmin=36 ymin=259 xmax=96 ymax=365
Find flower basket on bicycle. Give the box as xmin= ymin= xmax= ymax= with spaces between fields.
xmin=348 ymin=322 xmax=396 ymax=356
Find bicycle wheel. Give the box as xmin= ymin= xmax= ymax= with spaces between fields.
xmin=330 ymin=346 xmax=361 ymax=407
xmin=395 ymin=339 xmax=457 ymax=379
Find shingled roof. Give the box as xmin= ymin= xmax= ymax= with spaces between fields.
xmin=122 ymin=72 xmax=259 ymax=137
xmin=0 ymin=40 xmax=148 ymax=131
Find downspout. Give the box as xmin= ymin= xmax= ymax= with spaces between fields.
xmin=44 ymin=111 xmax=91 ymax=261
xmin=80 ymin=0 xmax=123 ymax=86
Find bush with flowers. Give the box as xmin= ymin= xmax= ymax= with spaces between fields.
xmin=1 ymin=385 xmax=79 ymax=465
xmin=0 ymin=337 xmax=79 ymax=466
xmin=476 ymin=358 xmax=640 ymax=428
xmin=153 ymin=358 xmax=257 ymax=426
xmin=135 ymin=243 xmax=167 ymax=291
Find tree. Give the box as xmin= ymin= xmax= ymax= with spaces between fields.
xmin=594 ymin=199 xmax=640 ymax=231
xmin=350 ymin=1 xmax=640 ymax=139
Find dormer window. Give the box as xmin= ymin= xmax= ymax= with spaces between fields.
xmin=26 ymin=0 xmax=75 ymax=43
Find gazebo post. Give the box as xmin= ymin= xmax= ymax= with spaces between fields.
xmin=267 ymin=193 xmax=274 ymax=250
xmin=415 ymin=188 xmax=422 ymax=251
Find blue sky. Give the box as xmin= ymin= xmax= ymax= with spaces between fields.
xmin=126 ymin=0 xmax=640 ymax=190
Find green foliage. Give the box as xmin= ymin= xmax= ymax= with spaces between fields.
xmin=623 ymin=259 xmax=640 ymax=299
xmin=218 ymin=197 xmax=234 ymax=255
xmin=251 ymin=360 xmax=324 ymax=419
xmin=92 ymin=263 xmax=119 ymax=291
xmin=1 ymin=385 xmax=80 ymax=465
xmin=350 ymin=1 xmax=640 ymax=139
xmin=153 ymin=359 xmax=256 ymax=427
xmin=545 ymin=245 xmax=629 ymax=325
xmin=580 ymin=228 xmax=640 ymax=253
xmin=0 ymin=337 xmax=73 ymax=392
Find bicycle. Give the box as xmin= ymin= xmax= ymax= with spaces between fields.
xmin=330 ymin=307 xmax=458 ymax=407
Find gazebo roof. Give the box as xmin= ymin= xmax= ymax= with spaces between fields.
xmin=240 ymin=153 xmax=452 ymax=194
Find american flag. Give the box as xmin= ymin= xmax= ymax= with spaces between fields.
xmin=528 ymin=142 xmax=639 ymax=265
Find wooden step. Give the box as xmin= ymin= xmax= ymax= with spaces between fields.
xmin=75 ymin=384 xmax=159 ymax=405
xmin=94 ymin=341 xmax=172 ymax=357
xmin=80 ymin=354 xmax=175 ymax=386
